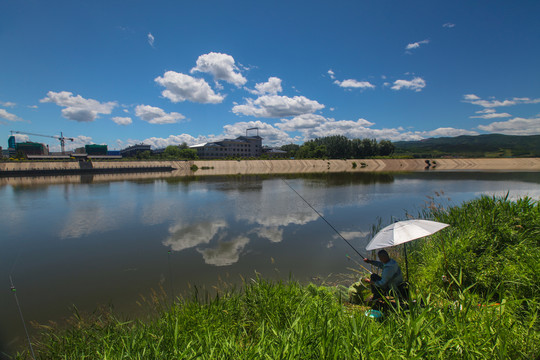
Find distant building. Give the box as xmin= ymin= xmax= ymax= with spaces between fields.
xmin=85 ymin=144 xmax=108 ymax=155
xmin=120 ymin=144 xmax=151 ymax=158
xmin=16 ymin=142 xmax=49 ymax=156
xmin=190 ymin=135 xmax=263 ymax=159
xmin=152 ymin=148 xmax=166 ymax=156
xmin=263 ymin=147 xmax=288 ymax=158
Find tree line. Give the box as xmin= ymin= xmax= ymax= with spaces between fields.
xmin=280 ymin=135 xmax=394 ymax=159
xmin=132 ymin=143 xmax=199 ymax=160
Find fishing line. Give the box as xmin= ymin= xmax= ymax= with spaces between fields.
xmin=264 ymin=160 xmax=371 ymax=274
xmin=346 ymin=255 xmax=373 ymax=275
xmin=9 ymin=275 xmax=36 ymax=360
xmin=167 ymin=250 xmax=175 ymax=304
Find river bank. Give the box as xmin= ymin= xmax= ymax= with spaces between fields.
xmin=2 ymin=157 xmax=539 ymax=178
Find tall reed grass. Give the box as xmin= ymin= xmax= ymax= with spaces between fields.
xmin=410 ymin=194 xmax=539 ymax=302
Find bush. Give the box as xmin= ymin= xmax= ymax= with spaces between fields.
xmin=410 ymin=195 xmax=540 ymax=302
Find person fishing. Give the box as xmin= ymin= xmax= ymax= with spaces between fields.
xmin=362 ymin=249 xmax=406 ymax=302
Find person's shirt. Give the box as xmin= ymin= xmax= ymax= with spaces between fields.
xmin=370 ymin=259 xmax=404 ymax=291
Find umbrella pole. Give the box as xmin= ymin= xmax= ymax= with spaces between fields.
xmin=404 ymin=243 xmax=409 ymax=282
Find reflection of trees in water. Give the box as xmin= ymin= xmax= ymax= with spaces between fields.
xmin=164 ymin=175 xmax=265 ymax=192
xmin=161 ymin=173 xmax=396 ymax=190
xmin=164 ymin=171 xmax=540 ymax=188
xmin=398 ymin=172 xmax=540 ymax=184
xmin=283 ymin=172 xmax=395 ymax=187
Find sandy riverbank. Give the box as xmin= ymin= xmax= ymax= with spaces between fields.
xmin=1 ymin=158 xmax=539 ymax=187
xmin=179 ymin=157 xmax=540 ymax=175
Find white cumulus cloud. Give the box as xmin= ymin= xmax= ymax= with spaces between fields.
xmin=334 ymin=79 xmax=375 ymax=89
xmin=0 ymin=108 xmax=23 ymax=122
xmin=443 ymin=23 xmax=455 ymax=28
xmin=406 ymin=39 xmax=429 ymax=50
xmin=135 ymin=105 xmax=185 ymax=124
xmin=40 ymin=91 xmax=116 ymax=122
xmin=222 ymin=120 xmax=297 ymax=146
xmin=155 ymin=71 xmax=224 ymax=104
xmin=463 ymin=94 xmax=540 ymax=108
xmin=147 ymin=33 xmax=155 ymax=47
xmin=416 ymin=128 xmax=479 ymax=138
xmin=112 ymin=116 xmax=133 ymax=125
xmin=0 ymin=101 xmax=16 ymax=107
xmin=191 ymin=52 xmax=247 ymax=87
xmin=276 ymin=114 xmax=328 ymax=132
xmin=138 ymin=134 xmax=204 ymax=148
xmin=478 ymin=116 xmax=540 ymax=135
xmin=248 ymin=77 xmax=283 ymax=95
xmin=470 ymin=109 xmax=512 ymax=119
xmin=232 ymin=95 xmax=324 ymax=118
xmin=391 ymin=77 xmax=426 ymax=92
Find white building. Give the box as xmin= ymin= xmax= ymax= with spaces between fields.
xmin=190 ymin=135 xmax=263 ymax=159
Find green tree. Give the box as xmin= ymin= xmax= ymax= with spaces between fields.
xmin=179 ymin=148 xmax=198 ymax=160
xmin=280 ymin=144 xmax=300 ymax=158
xmin=136 ymin=150 xmax=152 ymax=160
xmin=163 ymin=145 xmax=182 ymax=159
xmin=296 ymin=141 xmax=328 ymax=158
xmin=361 ymin=138 xmax=377 ymax=157
xmin=313 ymin=135 xmax=350 ymax=158
xmin=378 ymin=140 xmax=395 ymax=156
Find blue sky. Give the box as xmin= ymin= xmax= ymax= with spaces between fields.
xmin=1 ymin=0 xmax=539 ymax=151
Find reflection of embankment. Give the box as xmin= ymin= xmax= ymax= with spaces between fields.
xmin=0 ymin=172 xmax=176 ymax=187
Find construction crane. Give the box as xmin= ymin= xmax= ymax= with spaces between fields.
xmin=10 ymin=130 xmax=75 ymax=154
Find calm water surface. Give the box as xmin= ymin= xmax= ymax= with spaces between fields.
xmin=1 ymin=171 xmax=539 ymax=353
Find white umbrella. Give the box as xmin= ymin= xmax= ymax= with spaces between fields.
xmin=366 ymin=219 xmax=449 ymax=251
xmin=365 ymin=219 xmax=450 ymax=281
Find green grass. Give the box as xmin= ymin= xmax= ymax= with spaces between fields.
xmin=20 ymin=281 xmax=538 ymax=359
xmin=14 ymin=195 xmax=540 ymax=359
xmin=410 ymin=194 xmax=539 ymax=302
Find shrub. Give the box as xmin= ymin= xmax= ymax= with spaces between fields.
xmin=410 ymin=195 xmax=539 ymax=302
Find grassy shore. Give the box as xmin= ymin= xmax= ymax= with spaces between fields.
xmin=15 ymin=195 xmax=540 ymax=359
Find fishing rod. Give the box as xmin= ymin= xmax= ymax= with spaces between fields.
xmin=265 ymin=161 xmax=372 ymax=274
xmin=9 ymin=275 xmax=36 ymax=360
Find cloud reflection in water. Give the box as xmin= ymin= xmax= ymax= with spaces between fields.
xmin=163 ymin=220 xmax=227 ymax=252
xmin=197 ymin=236 xmax=250 ymax=266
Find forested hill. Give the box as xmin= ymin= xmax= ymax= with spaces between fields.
xmin=393 ymin=134 xmax=540 ymax=157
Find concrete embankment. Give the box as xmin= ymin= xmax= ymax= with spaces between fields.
xmin=180 ymin=158 xmax=540 ymax=175
xmin=0 ymin=160 xmax=174 ymax=177
xmin=1 ymin=158 xmax=539 ymax=180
